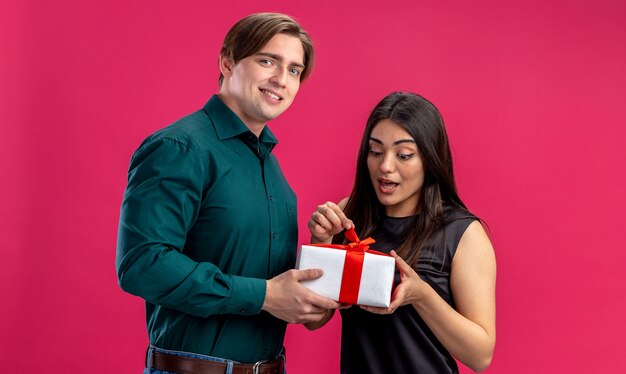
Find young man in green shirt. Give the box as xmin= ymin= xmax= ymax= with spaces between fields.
xmin=116 ymin=13 xmax=341 ymax=373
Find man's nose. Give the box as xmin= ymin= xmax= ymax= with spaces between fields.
xmin=270 ymin=66 xmax=288 ymax=87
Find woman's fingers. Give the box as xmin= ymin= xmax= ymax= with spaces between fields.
xmin=315 ymin=202 xmax=353 ymax=234
xmin=359 ymin=305 xmax=397 ymax=314
xmin=391 ymin=250 xmax=414 ymax=275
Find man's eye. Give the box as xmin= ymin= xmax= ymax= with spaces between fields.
xmin=260 ymin=59 xmax=273 ymax=66
xmin=398 ymin=153 xmax=415 ymax=160
xmin=289 ymin=68 xmax=301 ymax=76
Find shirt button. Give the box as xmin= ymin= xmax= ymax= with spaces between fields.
xmin=272 ymin=233 xmax=277 ymax=239
xmin=264 ymin=348 xmax=268 ymax=353
xmin=240 ymin=308 xmax=246 ymax=313
xmin=269 ymin=195 xmax=273 ymax=201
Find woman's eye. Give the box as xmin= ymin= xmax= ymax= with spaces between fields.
xmin=398 ymin=153 xmax=415 ymax=160
xmin=369 ymin=150 xmax=383 ymax=157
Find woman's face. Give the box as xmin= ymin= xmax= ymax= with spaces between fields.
xmin=367 ymin=119 xmax=425 ymax=217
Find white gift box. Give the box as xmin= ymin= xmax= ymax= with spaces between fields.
xmin=296 ymin=244 xmax=396 ymax=307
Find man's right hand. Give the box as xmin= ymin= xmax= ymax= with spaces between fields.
xmin=262 ymin=268 xmax=341 ymax=324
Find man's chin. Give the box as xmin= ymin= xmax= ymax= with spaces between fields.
xmin=262 ymin=108 xmax=288 ymax=121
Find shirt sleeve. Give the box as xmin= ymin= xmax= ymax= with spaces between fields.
xmin=115 ymin=137 xmax=266 ymax=318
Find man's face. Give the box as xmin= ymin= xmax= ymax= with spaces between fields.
xmin=220 ymin=33 xmax=305 ymax=130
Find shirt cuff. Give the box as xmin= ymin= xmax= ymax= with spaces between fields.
xmin=226 ymin=275 xmax=266 ymax=315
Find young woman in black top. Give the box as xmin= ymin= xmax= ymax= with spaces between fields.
xmin=306 ymin=92 xmax=496 ymax=373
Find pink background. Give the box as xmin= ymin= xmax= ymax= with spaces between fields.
xmin=2 ymin=0 xmax=625 ymax=372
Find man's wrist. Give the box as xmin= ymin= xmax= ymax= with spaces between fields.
xmin=261 ymin=279 xmax=272 ymax=311
xmin=227 ymin=275 xmax=266 ymax=315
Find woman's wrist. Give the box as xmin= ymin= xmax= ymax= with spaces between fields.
xmin=310 ymin=234 xmax=332 ymax=244
xmin=410 ymin=280 xmax=436 ymax=311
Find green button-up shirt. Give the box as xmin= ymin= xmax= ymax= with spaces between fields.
xmin=116 ymin=95 xmax=298 ymax=363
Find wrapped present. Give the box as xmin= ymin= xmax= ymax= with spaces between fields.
xmin=296 ymin=228 xmax=395 ymax=307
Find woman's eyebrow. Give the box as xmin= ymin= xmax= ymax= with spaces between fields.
xmin=369 ymin=137 xmax=415 ymax=145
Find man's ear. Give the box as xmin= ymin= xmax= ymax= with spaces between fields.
xmin=218 ymin=55 xmax=234 ymax=78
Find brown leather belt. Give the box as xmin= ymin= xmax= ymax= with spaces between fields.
xmin=148 ymin=350 xmax=285 ymax=374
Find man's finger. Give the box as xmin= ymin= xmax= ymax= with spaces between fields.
xmin=294 ymin=268 xmax=324 ymax=281
xmin=309 ymin=294 xmax=341 ymax=310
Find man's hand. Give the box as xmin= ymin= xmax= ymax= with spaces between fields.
xmin=262 ymin=269 xmax=341 ymax=324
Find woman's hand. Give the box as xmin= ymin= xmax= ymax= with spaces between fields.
xmin=304 ymin=303 xmax=351 ymax=330
xmin=308 ymin=201 xmax=353 ymax=244
xmin=360 ymin=250 xmax=427 ymax=314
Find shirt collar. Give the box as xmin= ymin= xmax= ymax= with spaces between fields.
xmin=203 ymin=95 xmax=279 ymax=146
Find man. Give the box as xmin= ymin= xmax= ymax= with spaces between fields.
xmin=116 ymin=13 xmax=340 ymax=374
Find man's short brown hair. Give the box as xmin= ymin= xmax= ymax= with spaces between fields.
xmin=219 ymin=13 xmax=314 ymax=86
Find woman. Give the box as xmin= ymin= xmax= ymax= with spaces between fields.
xmin=306 ymin=92 xmax=496 ymax=373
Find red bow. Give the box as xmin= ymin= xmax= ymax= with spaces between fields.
xmin=311 ymin=228 xmax=389 ymax=304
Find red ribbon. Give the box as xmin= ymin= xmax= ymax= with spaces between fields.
xmin=311 ymin=228 xmax=390 ymax=305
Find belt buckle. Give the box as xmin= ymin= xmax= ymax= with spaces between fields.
xmin=252 ymin=358 xmax=271 ymax=374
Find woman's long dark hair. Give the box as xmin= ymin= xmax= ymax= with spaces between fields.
xmin=342 ymin=92 xmax=473 ymax=268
